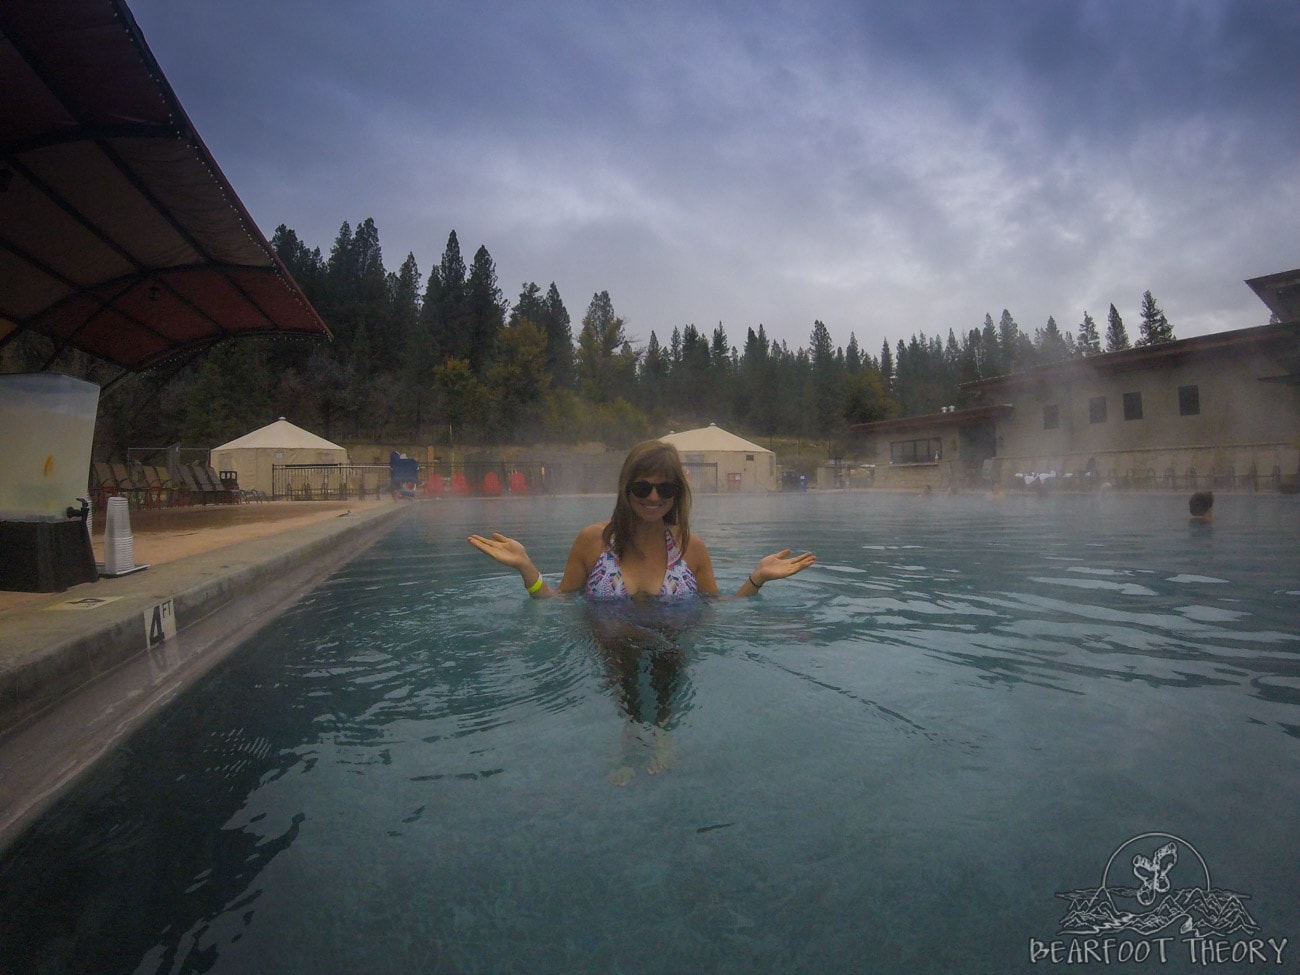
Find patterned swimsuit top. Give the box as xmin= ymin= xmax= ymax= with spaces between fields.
xmin=584 ymin=529 xmax=699 ymax=600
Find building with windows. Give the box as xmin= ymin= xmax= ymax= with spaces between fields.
xmin=850 ymin=270 xmax=1300 ymax=491
xmin=846 ymin=405 xmax=1011 ymax=492
xmin=963 ymin=321 xmax=1298 ymax=489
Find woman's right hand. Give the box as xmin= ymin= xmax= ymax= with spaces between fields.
xmin=467 ymin=532 xmax=532 ymax=572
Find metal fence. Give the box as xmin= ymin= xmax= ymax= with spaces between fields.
xmin=270 ymin=460 xmax=726 ymax=499
xmin=271 ymin=465 xmax=388 ymax=500
xmin=271 ymin=462 xmax=556 ymax=500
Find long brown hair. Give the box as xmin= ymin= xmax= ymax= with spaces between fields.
xmin=603 ymin=440 xmax=692 ymax=560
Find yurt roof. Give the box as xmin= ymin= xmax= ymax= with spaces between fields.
xmin=661 ymin=424 xmax=771 ymax=454
xmin=214 ymin=418 xmax=344 ymax=452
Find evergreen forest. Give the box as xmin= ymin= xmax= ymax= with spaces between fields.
xmin=2 ymin=218 xmax=1178 ymax=459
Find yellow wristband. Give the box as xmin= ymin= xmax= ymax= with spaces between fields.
xmin=526 ymin=575 xmax=544 ymax=595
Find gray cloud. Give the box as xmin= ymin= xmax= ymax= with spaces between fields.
xmin=131 ymin=0 xmax=1298 ymax=356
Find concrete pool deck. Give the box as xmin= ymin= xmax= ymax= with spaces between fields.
xmin=0 ymin=499 xmax=414 ymax=848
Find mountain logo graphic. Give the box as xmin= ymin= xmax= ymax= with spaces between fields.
xmin=1055 ymin=832 xmax=1257 ymax=939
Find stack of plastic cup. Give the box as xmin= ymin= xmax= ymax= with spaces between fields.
xmin=103 ymin=496 xmax=136 ymax=575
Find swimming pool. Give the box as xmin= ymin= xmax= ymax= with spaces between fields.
xmin=2 ymin=492 xmax=1297 ymax=974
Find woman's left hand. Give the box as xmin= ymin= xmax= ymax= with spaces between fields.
xmin=467 ymin=532 xmax=532 ymax=572
xmin=753 ymin=549 xmax=817 ymax=585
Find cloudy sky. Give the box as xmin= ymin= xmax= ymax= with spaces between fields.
xmin=129 ymin=0 xmax=1297 ymax=356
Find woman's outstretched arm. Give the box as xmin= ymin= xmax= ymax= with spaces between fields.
xmin=467 ymin=525 xmax=600 ymax=598
xmin=735 ymin=549 xmax=817 ymax=597
xmin=467 ymin=532 xmax=551 ymax=598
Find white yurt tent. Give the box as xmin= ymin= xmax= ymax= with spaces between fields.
xmin=210 ymin=418 xmax=348 ymax=498
xmin=660 ymin=424 xmax=776 ymax=493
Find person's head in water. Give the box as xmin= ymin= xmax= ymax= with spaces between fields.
xmin=1188 ymin=491 xmax=1214 ymax=522
xmin=606 ymin=440 xmax=693 ymax=558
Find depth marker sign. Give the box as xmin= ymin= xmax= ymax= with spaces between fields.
xmin=145 ymin=599 xmax=177 ymax=647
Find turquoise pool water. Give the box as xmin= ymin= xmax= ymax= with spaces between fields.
xmin=2 ymin=492 xmax=1298 ymax=974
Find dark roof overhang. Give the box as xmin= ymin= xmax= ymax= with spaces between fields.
xmin=1246 ymin=268 xmax=1300 ymax=325
xmin=962 ymin=322 xmax=1299 ymax=395
xmin=0 ymin=0 xmax=330 ymax=373
xmin=849 ymin=403 xmax=1014 ymax=436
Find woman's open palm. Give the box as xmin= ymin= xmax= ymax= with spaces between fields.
xmin=757 ymin=548 xmax=817 ymax=582
xmin=467 ymin=532 xmax=531 ymax=571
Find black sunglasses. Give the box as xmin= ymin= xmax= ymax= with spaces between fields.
xmin=628 ymin=479 xmax=680 ymax=500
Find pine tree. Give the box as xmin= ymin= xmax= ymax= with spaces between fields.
xmin=271 ymin=224 xmax=325 ymax=298
xmin=576 ymin=291 xmax=635 ymax=404
xmin=388 ymin=252 xmax=422 ymax=372
xmin=710 ymin=323 xmax=730 ymax=369
xmin=893 ymin=338 xmax=912 ymax=414
xmin=944 ymin=329 xmax=961 ymax=380
xmin=809 ymin=320 xmax=842 ymax=437
xmin=1105 ymin=303 xmax=1130 ymax=352
xmin=352 ymin=219 xmax=388 ymax=348
xmin=1136 ymin=290 xmax=1175 ymax=346
xmin=638 ymin=330 xmax=669 ymax=418
xmin=676 ymin=324 xmax=711 ymax=419
xmin=485 ymin=319 xmax=550 ymax=441
xmin=1077 ymin=311 xmax=1101 ymax=355
xmin=707 ymin=323 xmax=733 ymax=422
xmin=542 ymin=283 xmax=575 ymax=389
xmin=511 ymin=282 xmax=546 ymax=327
xmin=845 ymin=333 xmax=862 ymax=373
xmin=979 ymin=314 xmax=999 ymax=376
xmin=510 ymin=282 xmax=573 ymax=389
xmin=322 ymin=221 xmax=356 ymax=347
xmin=1035 ymin=316 xmax=1070 ymax=362
xmin=999 ymin=310 xmax=1028 ymax=373
xmin=956 ymin=328 xmax=982 ymax=387
xmin=733 ymin=325 xmax=773 ymax=436
xmin=464 ymin=245 xmax=505 ymax=376
xmin=423 ymin=231 xmax=469 ymax=362
xmin=176 ymin=341 xmax=274 ymax=447
xmin=268 ymin=224 xmax=325 ymax=372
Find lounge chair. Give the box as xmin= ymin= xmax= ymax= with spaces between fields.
xmin=108 ymin=462 xmax=145 ymax=508
xmin=189 ymin=463 xmax=227 ymax=504
xmin=175 ymin=464 xmax=210 ymax=504
xmin=137 ymin=465 xmax=176 ymax=507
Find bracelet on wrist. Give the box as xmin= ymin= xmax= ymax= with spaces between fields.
xmin=526 ymin=575 xmax=544 ymax=595
xmin=747 ymin=573 xmax=763 ymax=589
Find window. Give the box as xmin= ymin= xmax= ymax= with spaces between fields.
xmin=1088 ymin=396 xmax=1107 ymax=424
xmin=1122 ymin=391 xmax=1143 ymax=421
xmin=890 ymin=437 xmax=942 ymax=465
xmin=1043 ymin=405 xmax=1059 ymax=430
xmin=1179 ymin=384 xmax=1200 ymax=416
xmin=745 ymin=454 xmax=755 ymax=461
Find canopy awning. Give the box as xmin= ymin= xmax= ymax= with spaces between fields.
xmin=1246 ymin=268 xmax=1300 ymax=326
xmin=0 ymin=0 xmax=330 ymax=373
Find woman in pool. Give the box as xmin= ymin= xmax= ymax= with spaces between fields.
xmin=467 ymin=439 xmax=816 ymax=599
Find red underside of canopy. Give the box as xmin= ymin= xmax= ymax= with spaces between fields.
xmin=0 ymin=0 xmax=330 ymax=371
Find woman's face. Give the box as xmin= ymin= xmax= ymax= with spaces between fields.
xmin=626 ymin=468 xmax=678 ymax=523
